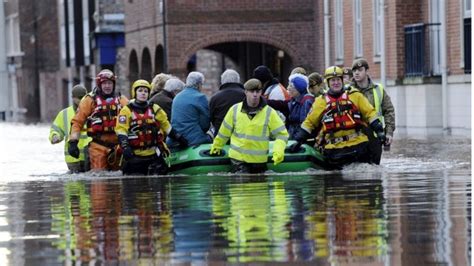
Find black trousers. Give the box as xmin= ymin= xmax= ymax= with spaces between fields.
xmin=323 ymin=141 xmax=373 ymax=167
xmin=122 ymin=154 xmax=168 ymax=175
xmin=230 ymin=159 xmax=267 ymax=174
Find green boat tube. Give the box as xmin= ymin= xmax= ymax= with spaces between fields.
xmin=165 ymin=140 xmax=331 ymax=175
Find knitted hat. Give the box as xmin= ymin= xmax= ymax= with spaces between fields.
xmin=244 ymin=78 xmax=262 ymax=91
xmin=252 ymin=65 xmax=273 ymax=84
xmin=72 ymin=85 xmax=87 ymax=99
xmin=289 ymin=73 xmax=309 ymax=95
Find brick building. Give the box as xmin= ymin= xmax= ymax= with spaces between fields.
xmin=1 ymin=0 xmax=125 ymax=122
xmin=1 ymin=0 xmax=470 ymax=135
xmin=124 ymin=0 xmax=470 ymax=135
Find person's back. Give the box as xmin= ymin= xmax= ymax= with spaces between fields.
xmin=149 ymin=78 xmax=185 ymax=119
xmin=170 ymin=72 xmax=212 ymax=147
xmin=209 ymin=69 xmax=245 ymax=135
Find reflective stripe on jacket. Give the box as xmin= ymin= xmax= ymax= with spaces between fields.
xmin=50 ymin=106 xmax=91 ymax=163
xmin=213 ymin=102 xmax=289 ymax=163
xmin=301 ymin=88 xmax=378 ymax=150
xmin=115 ymin=103 xmax=171 ymax=157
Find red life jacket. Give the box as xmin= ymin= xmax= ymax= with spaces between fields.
xmin=127 ymin=105 xmax=163 ymax=150
xmin=87 ymin=95 xmax=122 ymax=136
xmin=321 ymin=92 xmax=363 ymax=133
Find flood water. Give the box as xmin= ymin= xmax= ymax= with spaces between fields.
xmin=0 ymin=122 xmax=471 ymax=265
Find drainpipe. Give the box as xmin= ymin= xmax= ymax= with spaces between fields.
xmin=162 ymin=0 xmax=168 ymax=72
xmin=0 ymin=2 xmax=8 ymax=120
xmin=324 ymin=0 xmax=330 ymax=67
xmin=380 ymin=0 xmax=386 ymax=86
xmin=440 ymin=0 xmax=448 ymax=133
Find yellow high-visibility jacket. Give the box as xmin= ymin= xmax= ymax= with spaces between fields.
xmin=49 ymin=106 xmax=91 ymax=163
xmin=213 ymin=102 xmax=289 ymax=163
xmin=115 ymin=103 xmax=172 ymax=157
xmin=302 ymin=88 xmax=379 ymax=150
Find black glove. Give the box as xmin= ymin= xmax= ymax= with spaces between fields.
xmin=370 ymin=119 xmax=386 ymax=144
xmin=169 ymin=128 xmax=188 ymax=148
xmin=118 ymin=134 xmax=134 ymax=160
xmin=293 ymin=128 xmax=310 ymax=143
xmin=68 ymin=140 xmax=80 ymax=158
xmin=288 ymin=142 xmax=302 ymax=153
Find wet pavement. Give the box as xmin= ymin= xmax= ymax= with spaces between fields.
xmin=0 ymin=122 xmax=471 ymax=265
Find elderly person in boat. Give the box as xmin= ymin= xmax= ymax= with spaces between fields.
xmin=168 ymin=71 xmax=212 ymax=148
xmin=210 ymin=78 xmax=289 ymax=173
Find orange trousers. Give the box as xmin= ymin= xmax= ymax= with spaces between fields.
xmin=89 ymin=142 xmax=121 ymax=171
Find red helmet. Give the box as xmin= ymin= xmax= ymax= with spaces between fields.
xmin=95 ymin=69 xmax=116 ymax=89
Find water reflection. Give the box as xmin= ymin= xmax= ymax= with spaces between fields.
xmin=3 ymin=174 xmax=391 ymax=264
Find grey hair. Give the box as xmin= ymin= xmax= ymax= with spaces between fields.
xmin=185 ymin=71 xmax=205 ymax=88
xmin=164 ymin=78 xmax=185 ymax=93
xmin=221 ymin=69 xmax=240 ymax=84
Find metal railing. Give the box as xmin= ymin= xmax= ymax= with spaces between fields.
xmin=404 ymin=23 xmax=441 ymax=77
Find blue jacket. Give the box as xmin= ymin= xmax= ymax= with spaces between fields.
xmin=168 ymin=86 xmax=211 ymax=146
xmin=287 ymin=94 xmax=314 ymax=138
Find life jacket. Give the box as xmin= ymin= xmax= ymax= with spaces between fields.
xmin=87 ymin=95 xmax=122 ymax=136
xmin=321 ymin=91 xmax=364 ymax=134
xmin=127 ymin=105 xmax=163 ymax=150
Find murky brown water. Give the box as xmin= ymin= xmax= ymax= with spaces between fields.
xmin=0 ymin=123 xmax=470 ymax=265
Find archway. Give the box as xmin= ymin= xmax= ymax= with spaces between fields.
xmin=185 ymin=41 xmax=293 ymax=97
xmin=141 ymin=47 xmax=152 ymax=81
xmin=129 ymin=49 xmax=139 ymax=83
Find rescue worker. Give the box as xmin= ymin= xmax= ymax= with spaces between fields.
xmin=289 ymin=66 xmax=385 ymax=167
xmin=49 ymin=85 xmax=91 ymax=173
xmin=351 ymin=58 xmax=395 ymax=163
xmin=115 ymin=79 xmax=187 ymax=175
xmin=210 ymin=78 xmax=289 ymax=173
xmin=68 ymin=69 xmax=129 ymax=171
xmin=342 ymin=67 xmax=353 ymax=86
xmin=307 ymin=72 xmax=326 ymax=98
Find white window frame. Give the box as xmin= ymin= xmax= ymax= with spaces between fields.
xmin=5 ymin=13 xmax=23 ymax=57
xmin=460 ymin=0 xmax=471 ymax=68
xmin=373 ymin=0 xmax=382 ymax=58
xmin=82 ymin=0 xmax=90 ymax=65
xmin=68 ymin=0 xmax=75 ymax=65
xmin=353 ymin=0 xmax=363 ymax=58
xmin=335 ymin=0 xmax=344 ymax=63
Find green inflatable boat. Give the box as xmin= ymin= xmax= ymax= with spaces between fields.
xmin=165 ymin=140 xmax=331 ymax=175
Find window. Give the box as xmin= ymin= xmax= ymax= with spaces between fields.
xmin=335 ymin=0 xmax=344 ymax=61
xmin=463 ymin=0 xmax=471 ymax=73
xmin=354 ymin=0 xmax=363 ymax=57
xmin=5 ymin=13 xmax=22 ymax=56
xmin=373 ymin=0 xmax=382 ymax=57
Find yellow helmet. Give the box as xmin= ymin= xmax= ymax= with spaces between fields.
xmin=131 ymin=79 xmax=152 ymax=99
xmin=324 ymin=66 xmax=344 ymax=84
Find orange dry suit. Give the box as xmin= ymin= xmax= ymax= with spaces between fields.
xmin=70 ymin=91 xmax=129 ymax=170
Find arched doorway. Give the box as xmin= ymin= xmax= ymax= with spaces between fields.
xmin=154 ymin=45 xmax=165 ymax=74
xmin=185 ymin=41 xmax=292 ymax=97
xmin=129 ymin=49 xmax=139 ymax=83
xmin=141 ymin=48 xmax=152 ymax=81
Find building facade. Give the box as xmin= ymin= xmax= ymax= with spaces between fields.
xmin=1 ymin=0 xmax=470 ymax=135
